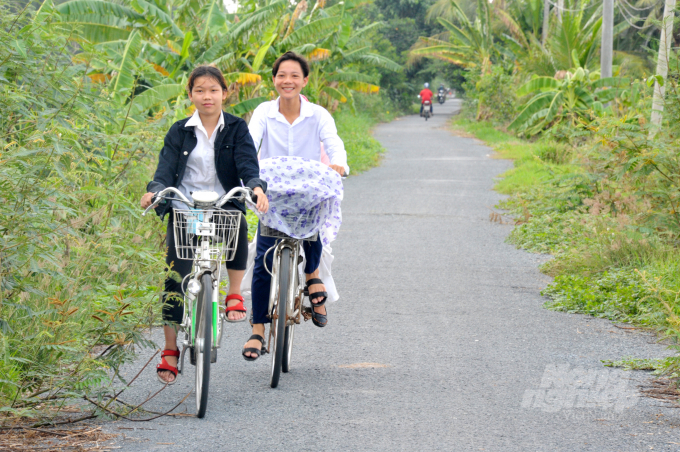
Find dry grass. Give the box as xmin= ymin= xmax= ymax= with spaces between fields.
xmin=639 ymin=379 xmax=680 ymax=407
xmin=0 ymin=425 xmax=117 ymax=452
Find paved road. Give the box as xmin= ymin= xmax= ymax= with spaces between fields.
xmin=107 ymin=101 xmax=680 ymax=451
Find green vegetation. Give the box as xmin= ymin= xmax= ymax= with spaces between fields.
xmin=337 ymin=95 xmax=399 ymax=173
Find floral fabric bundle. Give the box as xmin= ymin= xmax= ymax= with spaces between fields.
xmin=250 ymin=156 xmax=343 ymax=245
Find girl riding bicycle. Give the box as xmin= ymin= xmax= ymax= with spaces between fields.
xmin=140 ymin=65 xmax=269 ymax=383
xmin=242 ymin=51 xmax=349 ymax=361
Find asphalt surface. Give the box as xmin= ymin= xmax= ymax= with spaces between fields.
xmin=105 ymin=100 xmax=680 ymax=451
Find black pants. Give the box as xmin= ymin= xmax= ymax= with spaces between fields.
xmin=250 ymin=223 xmax=323 ymax=324
xmin=163 ymin=208 xmax=248 ymax=324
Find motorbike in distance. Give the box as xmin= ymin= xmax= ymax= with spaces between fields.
xmin=421 ymin=100 xmax=432 ymax=121
xmin=438 ymin=91 xmax=446 ymax=104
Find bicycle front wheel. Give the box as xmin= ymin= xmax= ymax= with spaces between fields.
xmin=195 ymin=273 xmax=213 ymax=418
xmin=270 ymin=247 xmax=290 ymax=388
xmin=282 ymin=323 xmax=295 ymax=373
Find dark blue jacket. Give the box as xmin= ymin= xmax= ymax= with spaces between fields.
xmin=147 ymin=111 xmax=266 ymax=219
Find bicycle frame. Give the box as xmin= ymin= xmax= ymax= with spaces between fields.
xmin=143 ymin=186 xmax=255 ymax=375
xmin=267 ymin=239 xmax=304 ymax=327
xmin=177 ymin=239 xmax=224 ymax=374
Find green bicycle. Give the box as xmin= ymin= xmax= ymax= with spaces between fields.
xmin=144 ymin=186 xmax=255 ymax=418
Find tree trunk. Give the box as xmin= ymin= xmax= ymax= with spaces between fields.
xmin=601 ymin=0 xmax=613 ymax=78
xmin=557 ymin=0 xmax=563 ymax=22
xmin=649 ymin=0 xmax=677 ymax=136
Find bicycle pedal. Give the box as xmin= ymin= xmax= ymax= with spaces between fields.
xmin=210 ymin=348 xmax=217 ymax=363
xmin=301 ymin=306 xmax=312 ymax=321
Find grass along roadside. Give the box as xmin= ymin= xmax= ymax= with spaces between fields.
xmin=451 ymin=115 xmax=680 ymax=379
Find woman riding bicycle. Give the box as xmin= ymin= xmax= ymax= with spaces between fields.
xmin=242 ymin=51 xmax=349 ymax=361
xmin=140 ymin=65 xmax=269 ymax=383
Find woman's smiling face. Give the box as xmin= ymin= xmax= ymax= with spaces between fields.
xmin=187 ymin=75 xmax=227 ymax=116
xmin=273 ymin=60 xmax=308 ymax=100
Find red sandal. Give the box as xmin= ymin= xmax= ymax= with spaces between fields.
xmin=156 ymin=349 xmax=180 ymax=385
xmin=225 ymin=294 xmax=247 ymax=323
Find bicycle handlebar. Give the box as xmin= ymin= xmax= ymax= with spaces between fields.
xmin=216 ymin=186 xmax=257 ymax=208
xmin=142 ymin=186 xmax=259 ymax=216
xmin=143 ymin=187 xmax=193 ymax=216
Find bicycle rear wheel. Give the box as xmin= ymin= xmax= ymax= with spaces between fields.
xmin=195 ymin=273 xmax=213 ymax=418
xmin=270 ymin=248 xmax=290 ymax=388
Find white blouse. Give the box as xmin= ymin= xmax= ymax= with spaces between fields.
xmin=248 ymin=96 xmax=350 ymax=175
xmin=173 ymin=110 xmax=226 ymax=210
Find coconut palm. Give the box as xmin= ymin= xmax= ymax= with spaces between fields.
xmin=410 ymin=0 xmax=497 ymax=75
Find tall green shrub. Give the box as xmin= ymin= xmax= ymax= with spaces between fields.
xmin=0 ymin=2 xmax=167 ymax=416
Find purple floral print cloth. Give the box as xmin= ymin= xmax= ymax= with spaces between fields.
xmin=249 ymin=156 xmax=343 ymax=245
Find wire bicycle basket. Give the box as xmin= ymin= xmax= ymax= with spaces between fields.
xmin=173 ymin=209 xmax=242 ymax=262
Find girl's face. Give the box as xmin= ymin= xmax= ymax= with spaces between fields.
xmin=187 ymin=75 xmax=228 ymax=116
xmin=273 ymin=60 xmax=308 ymax=100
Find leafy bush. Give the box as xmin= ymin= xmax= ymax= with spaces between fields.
xmin=462 ymin=66 xmax=517 ymax=124
xmin=0 ymin=3 xmax=167 ymax=418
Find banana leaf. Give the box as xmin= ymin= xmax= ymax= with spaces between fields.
xmin=280 ymin=17 xmax=341 ymax=48
xmin=322 ymin=86 xmax=348 ymax=103
xmin=111 ymin=30 xmax=142 ymax=102
xmin=229 ymin=97 xmax=269 ymax=117
xmin=131 ymin=83 xmax=185 ymax=115
xmin=508 ymin=91 xmax=555 ymax=129
xmin=516 ymin=77 xmax=560 ymax=97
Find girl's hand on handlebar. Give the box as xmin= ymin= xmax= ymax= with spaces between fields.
xmin=253 ymin=187 xmax=269 ymax=213
xmin=141 ymin=192 xmax=156 ymax=209
xmin=329 ymin=164 xmax=345 ymax=176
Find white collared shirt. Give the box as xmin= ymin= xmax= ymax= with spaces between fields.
xmin=248 ymin=96 xmax=350 ymax=175
xmin=173 ymin=110 xmax=226 ymax=210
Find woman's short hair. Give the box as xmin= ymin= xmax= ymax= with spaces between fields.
xmin=187 ymin=65 xmax=228 ymax=93
xmin=272 ymin=52 xmax=310 ymax=78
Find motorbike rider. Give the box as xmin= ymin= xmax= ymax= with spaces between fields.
xmin=419 ymin=82 xmax=433 ymax=116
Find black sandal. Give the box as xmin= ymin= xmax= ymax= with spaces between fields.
xmin=305 ymin=278 xmax=328 ymax=307
xmin=242 ymin=334 xmax=266 ymax=361
xmin=310 ymin=306 xmax=327 ymax=328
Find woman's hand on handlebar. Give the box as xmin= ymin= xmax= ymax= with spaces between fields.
xmin=141 ymin=192 xmax=156 ymax=209
xmin=253 ymin=187 xmax=269 ymax=213
xmin=329 ymin=164 xmax=345 ymax=176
